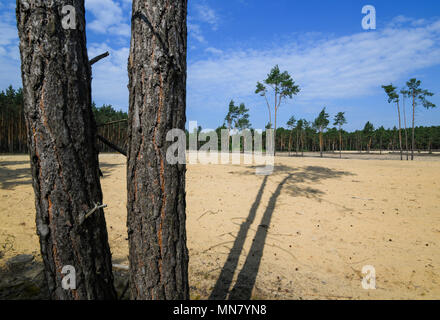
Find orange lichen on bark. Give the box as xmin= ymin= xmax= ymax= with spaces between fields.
xmin=155 ymin=73 xmax=166 ymax=277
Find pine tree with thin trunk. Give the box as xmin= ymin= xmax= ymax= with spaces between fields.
xmin=127 ymin=0 xmax=189 ymax=300
xmin=382 ymin=84 xmax=403 ymax=160
xmin=296 ymin=119 xmax=304 ymax=156
xmin=405 ymin=79 xmax=436 ymax=161
xmin=286 ymin=116 xmax=296 ymax=156
xmin=256 ymin=65 xmax=300 ymax=155
xmin=16 ymin=0 xmax=117 ymax=299
xmin=333 ymin=112 xmax=347 ymax=159
xmin=400 ymin=89 xmax=409 ymax=160
xmin=313 ymin=108 xmax=329 ymax=158
xmin=363 ymin=121 xmax=374 ymax=153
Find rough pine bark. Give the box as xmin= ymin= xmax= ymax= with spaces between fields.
xmin=127 ymin=0 xmax=189 ymax=300
xmin=16 ymin=0 xmax=117 ymax=299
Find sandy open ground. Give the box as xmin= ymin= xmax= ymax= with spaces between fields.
xmin=1 ymin=153 xmax=439 ymax=299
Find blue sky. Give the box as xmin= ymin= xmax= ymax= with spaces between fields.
xmin=1 ymin=0 xmax=440 ymax=131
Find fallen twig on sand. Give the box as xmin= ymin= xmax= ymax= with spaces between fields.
xmin=197 ymin=210 xmax=220 ymax=221
xmin=202 ymin=241 xmax=234 ymax=253
xmin=352 ymin=196 xmax=374 ymax=201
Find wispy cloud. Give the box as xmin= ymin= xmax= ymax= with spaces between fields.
xmin=2 ymin=4 xmax=439 ymax=129
xmin=194 ymin=3 xmax=219 ymax=31
xmin=85 ymin=0 xmax=130 ymax=37
xmin=188 ymin=2 xmax=220 ymax=44
xmin=0 ymin=11 xmax=21 ymax=89
xmin=205 ymin=47 xmax=223 ymax=55
xmin=187 ymin=17 xmax=440 ymax=114
xmin=188 ymin=22 xmax=206 ymax=44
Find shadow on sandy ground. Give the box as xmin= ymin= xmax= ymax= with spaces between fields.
xmin=0 ymin=160 xmax=31 ymax=190
xmin=210 ymin=165 xmax=354 ymax=300
xmin=0 ymin=158 xmax=123 ymax=189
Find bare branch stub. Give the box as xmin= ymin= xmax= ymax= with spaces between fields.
xmin=89 ymin=51 xmax=110 ymax=66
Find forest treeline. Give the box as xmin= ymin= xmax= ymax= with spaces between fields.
xmin=0 ymin=86 xmax=128 ymax=153
xmin=191 ymin=122 xmax=440 ymax=154
xmin=1 ymin=85 xmax=439 ymax=154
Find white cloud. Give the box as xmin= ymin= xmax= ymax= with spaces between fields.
xmin=187 ymin=18 xmax=440 ymax=112
xmin=0 ymin=7 xmax=130 ymax=104
xmin=85 ymin=0 xmax=130 ymax=37
xmin=188 ymin=2 xmax=220 ymax=45
xmin=0 ymin=11 xmax=17 ymax=47
xmin=0 ymin=11 xmax=21 ymax=89
xmin=205 ymin=47 xmax=223 ymax=55
xmin=194 ymin=3 xmax=219 ymax=30
xmin=188 ymin=22 xmax=206 ymax=43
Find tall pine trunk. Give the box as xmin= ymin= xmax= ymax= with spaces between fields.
xmin=273 ymin=111 xmax=277 ymax=156
xmin=301 ymin=130 xmax=304 ymax=156
xmin=296 ymin=129 xmax=299 ymax=156
xmin=397 ymin=101 xmax=403 ymax=160
xmin=339 ymin=130 xmax=342 ymax=158
xmin=127 ymin=0 xmax=189 ymax=300
xmin=288 ymin=129 xmax=293 ymax=156
xmin=16 ymin=0 xmax=116 ymax=299
xmin=319 ymin=131 xmax=323 ymax=157
xmin=411 ymin=94 xmax=415 ymax=161
xmin=402 ymin=96 xmax=409 ymax=160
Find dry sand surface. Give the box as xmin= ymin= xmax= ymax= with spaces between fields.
xmin=1 ymin=153 xmax=439 ymax=299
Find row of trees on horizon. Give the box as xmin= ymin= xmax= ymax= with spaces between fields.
xmin=189 ymin=65 xmax=438 ymax=159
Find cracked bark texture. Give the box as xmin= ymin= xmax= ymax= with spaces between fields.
xmin=16 ymin=0 xmax=117 ymax=299
xmin=127 ymin=0 xmax=189 ymax=300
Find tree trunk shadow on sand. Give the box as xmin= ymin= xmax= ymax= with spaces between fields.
xmin=209 ymin=165 xmax=354 ymax=300
xmin=209 ymin=174 xmax=292 ymax=300
xmin=209 ymin=176 xmax=268 ymax=300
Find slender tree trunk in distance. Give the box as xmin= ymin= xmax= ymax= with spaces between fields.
xmin=339 ymin=130 xmax=342 ymax=158
xmin=127 ymin=0 xmax=189 ymax=300
xmin=411 ymin=94 xmax=415 ymax=161
xmin=402 ymin=96 xmax=409 ymax=160
xmin=227 ymin=121 xmax=232 ymax=152
xmin=263 ymin=94 xmax=272 ymax=133
xmin=16 ymin=0 xmax=116 ymax=299
xmin=319 ymin=130 xmax=323 ymax=157
xmin=301 ymin=130 xmax=304 ymax=157
xmin=380 ymin=137 xmax=382 ymax=154
xmin=296 ymin=129 xmax=299 ymax=156
xmin=288 ymin=130 xmax=293 ymax=156
xmin=397 ymin=101 xmax=403 ymax=160
xmin=273 ymin=110 xmax=277 ymax=156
